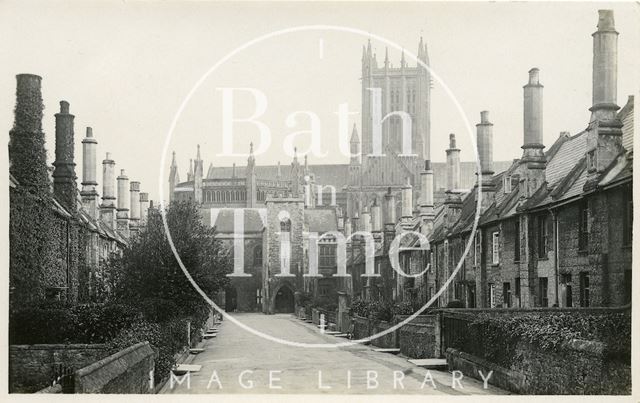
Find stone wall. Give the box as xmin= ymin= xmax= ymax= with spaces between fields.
xmin=9 ymin=344 xmax=109 ymax=393
xmin=398 ymin=315 xmax=440 ymax=358
xmin=447 ymin=337 xmax=631 ymax=395
xmin=370 ymin=320 xmax=397 ymax=349
xmin=74 ymin=341 xmax=155 ymax=394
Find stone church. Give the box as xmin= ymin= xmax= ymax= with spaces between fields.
xmin=169 ymin=38 xmax=510 ymax=313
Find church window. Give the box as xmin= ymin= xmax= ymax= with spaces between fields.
xmin=280 ymin=218 xmax=291 ymax=232
xmin=319 ymin=244 xmax=337 ymax=269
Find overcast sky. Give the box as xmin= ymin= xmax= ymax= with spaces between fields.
xmin=1 ymin=1 xmax=638 ymax=203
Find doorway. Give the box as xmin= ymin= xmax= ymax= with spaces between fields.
xmin=274 ymin=285 xmax=295 ymax=313
xmin=225 ymin=287 xmax=238 ymax=312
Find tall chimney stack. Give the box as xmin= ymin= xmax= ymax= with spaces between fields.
xmin=101 ymin=153 xmax=116 ymax=229
xmin=522 ymin=68 xmax=546 ymax=169
xmin=81 ymin=127 xmax=99 ymax=219
xmin=446 ymin=134 xmax=461 ymax=192
xmin=129 ymin=181 xmax=141 ymax=235
xmin=139 ymin=192 xmax=150 ymax=224
xmin=9 ymin=74 xmax=49 ymax=191
xmin=587 ymin=10 xmax=624 ymax=175
xmin=383 ymin=187 xmax=396 ymax=253
xmin=52 ymin=101 xmax=77 ymax=213
xmin=590 ymin=9 xmax=619 ymax=121
xmin=116 ymin=169 xmax=130 ymax=237
xmin=361 ymin=206 xmax=372 ymax=234
xmin=476 ymin=111 xmax=495 ymax=186
xmin=419 ymin=160 xmax=435 ymax=235
xmin=401 ymin=177 xmax=413 ymax=229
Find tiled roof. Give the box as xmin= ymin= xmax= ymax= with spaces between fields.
xmin=545 ymin=131 xmax=588 ymax=189
xmin=207 ymin=208 xmax=266 ymax=233
xmin=619 ymin=95 xmax=634 ymax=154
xmin=305 ymin=208 xmax=338 ymax=233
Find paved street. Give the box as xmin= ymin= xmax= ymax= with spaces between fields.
xmin=162 ymin=313 xmax=508 ymax=395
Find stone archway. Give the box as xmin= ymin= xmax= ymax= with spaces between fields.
xmin=274 ymin=284 xmax=295 ymax=313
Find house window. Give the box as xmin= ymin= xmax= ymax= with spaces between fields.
xmin=579 ymin=272 xmax=590 ymax=307
xmin=514 ymin=220 xmax=521 ymax=262
xmin=318 ymin=279 xmax=332 ymax=297
xmin=514 ymin=277 xmax=521 ymax=307
xmin=578 ymin=201 xmax=589 ymax=251
xmin=587 ymin=149 xmax=596 ymax=171
xmin=319 ymin=244 xmax=337 ymax=269
xmin=503 ymin=282 xmax=511 ymax=308
xmin=256 ymin=288 xmax=262 ymax=306
xmin=504 ymin=176 xmax=512 ymax=193
xmin=492 ymin=232 xmax=499 ymax=264
xmin=623 ymin=186 xmax=633 ymax=246
xmin=253 ymin=245 xmax=262 ymax=267
xmin=538 ymin=277 xmax=548 ymax=307
xmin=537 ymin=215 xmax=548 ymax=258
xmin=489 ymin=284 xmax=496 ymax=308
xmin=561 ymin=273 xmax=572 ymax=307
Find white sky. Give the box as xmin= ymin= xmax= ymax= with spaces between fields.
xmin=1 ymin=1 xmax=638 ymax=203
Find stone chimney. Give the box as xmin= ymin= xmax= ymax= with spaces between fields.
xmin=444 ymin=134 xmax=463 ymax=228
xmin=116 ymin=169 xmax=130 ymax=238
xmin=587 ymin=9 xmax=624 ymax=175
xmin=419 ymin=160 xmax=435 ymax=234
xmin=401 ymin=177 xmax=413 ymax=229
xmin=361 ymin=206 xmax=372 ymax=234
xmin=446 ymin=134 xmax=461 ymax=192
xmin=139 ymin=192 xmax=150 ymax=224
xmin=591 ymin=10 xmax=619 ymax=121
xmin=81 ymin=127 xmax=99 ymax=219
xmin=52 ymin=101 xmax=77 ymax=213
xmin=101 ymin=152 xmax=117 ymax=229
xmin=477 ymin=111 xmax=494 ymax=182
xmin=344 ymin=216 xmax=352 ymax=238
xmin=9 ymin=74 xmax=49 ymax=191
xmin=522 ymin=68 xmax=546 ymax=170
xmin=476 ymin=111 xmax=496 ymax=211
xmin=383 ymin=187 xmax=396 ymax=253
xmin=129 ymin=181 xmax=141 ymax=235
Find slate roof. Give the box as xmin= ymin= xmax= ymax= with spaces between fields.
xmin=305 ymin=208 xmax=338 ymax=233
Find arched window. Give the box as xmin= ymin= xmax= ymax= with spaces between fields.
xmin=253 ymin=245 xmax=262 ymax=267
xmin=280 ymin=218 xmax=291 ymax=232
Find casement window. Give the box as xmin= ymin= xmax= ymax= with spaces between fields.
xmin=503 ymin=282 xmax=511 ymax=308
xmin=538 ymin=277 xmax=549 ymax=307
xmin=561 ymin=273 xmax=573 ymax=307
xmin=504 ymin=176 xmax=512 ymax=193
xmin=492 ymin=232 xmax=500 ymax=264
xmin=537 ymin=215 xmax=549 ymax=258
xmin=504 ymin=175 xmax=519 ymax=194
xmin=514 ymin=220 xmax=521 ymax=262
xmin=319 ymin=244 xmax=336 ymax=268
xmin=623 ymin=186 xmax=633 ymax=246
xmin=256 ymin=288 xmax=262 ymax=306
xmin=578 ymin=201 xmax=589 ymax=251
xmin=489 ymin=284 xmax=496 ymax=308
xmin=579 ymin=272 xmax=590 ymax=307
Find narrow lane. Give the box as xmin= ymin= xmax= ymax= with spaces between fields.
xmin=162 ymin=313 xmax=508 ymax=395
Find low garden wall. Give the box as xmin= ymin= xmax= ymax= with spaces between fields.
xmin=398 ymin=319 xmax=440 ymax=358
xmin=74 ymin=341 xmax=155 ymax=394
xmin=446 ymin=309 xmax=631 ymax=394
xmin=9 ymin=344 xmax=109 ymax=393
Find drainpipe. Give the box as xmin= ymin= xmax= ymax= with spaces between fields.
xmin=550 ymin=208 xmax=559 ymax=307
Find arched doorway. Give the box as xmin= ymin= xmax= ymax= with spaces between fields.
xmin=274 ymin=285 xmax=294 ymax=313
xmin=225 ymin=287 xmax=237 ymax=312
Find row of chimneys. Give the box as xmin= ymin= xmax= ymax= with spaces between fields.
xmin=347 ymin=9 xmax=623 ymax=241
xmin=13 ymin=74 xmax=151 ymax=238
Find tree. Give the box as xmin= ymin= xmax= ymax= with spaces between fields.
xmin=110 ymin=200 xmax=231 ymax=318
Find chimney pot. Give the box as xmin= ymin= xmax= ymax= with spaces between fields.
xmin=449 ymin=133 xmax=457 ymax=149
xmin=60 ymin=101 xmax=69 ymax=114
xmin=597 ymin=9 xmax=616 ymax=32
xmin=480 ymin=110 xmax=490 ymax=124
xmin=528 ymin=68 xmax=540 ymax=84
xmin=86 ymin=127 xmax=93 ymax=137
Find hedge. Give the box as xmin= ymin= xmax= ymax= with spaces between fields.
xmin=453 ymin=311 xmax=631 ymax=368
